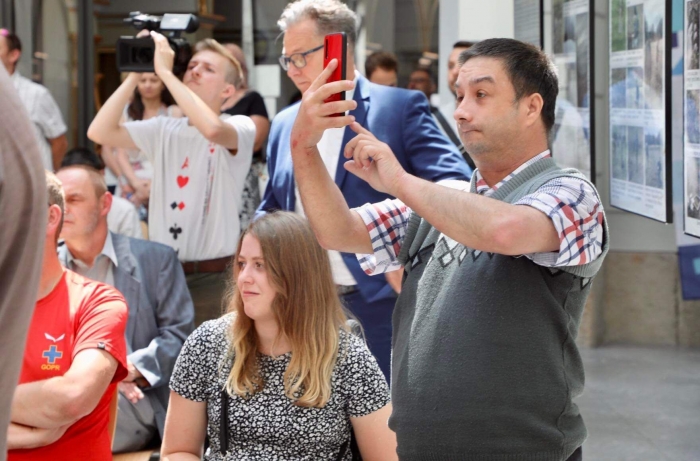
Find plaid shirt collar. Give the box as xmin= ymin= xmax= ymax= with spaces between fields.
xmin=474 ymin=150 xmax=552 ymax=195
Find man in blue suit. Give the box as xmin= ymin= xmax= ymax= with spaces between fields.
xmin=260 ymin=0 xmax=471 ymax=379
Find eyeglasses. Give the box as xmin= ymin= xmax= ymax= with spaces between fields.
xmin=278 ymin=44 xmax=324 ymax=71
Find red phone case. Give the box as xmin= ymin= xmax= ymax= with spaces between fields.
xmin=323 ymin=32 xmax=347 ymax=117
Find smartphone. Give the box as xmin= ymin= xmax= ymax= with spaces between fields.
xmin=323 ymin=32 xmax=347 ymax=117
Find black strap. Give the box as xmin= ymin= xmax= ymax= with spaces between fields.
xmin=220 ymin=388 xmax=229 ymax=455
xmin=335 ymin=439 xmax=350 ymax=461
xmin=431 ymin=106 xmax=476 ymax=170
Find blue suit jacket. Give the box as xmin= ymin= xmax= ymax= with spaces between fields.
xmin=259 ymin=75 xmax=471 ymax=303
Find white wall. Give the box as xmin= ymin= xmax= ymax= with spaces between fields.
xmin=438 ymin=0 xmax=515 ymax=113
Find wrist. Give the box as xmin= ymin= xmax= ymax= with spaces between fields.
xmin=391 ymin=170 xmax=413 ymax=200
xmin=158 ymin=70 xmax=177 ymax=85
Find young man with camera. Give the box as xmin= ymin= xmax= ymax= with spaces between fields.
xmin=88 ymin=32 xmax=255 ymax=325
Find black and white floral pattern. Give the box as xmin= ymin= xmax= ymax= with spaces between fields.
xmin=170 ymin=314 xmax=390 ymax=460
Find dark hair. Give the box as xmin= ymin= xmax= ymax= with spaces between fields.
xmin=0 ymin=29 xmax=22 ymax=53
xmin=453 ymin=40 xmax=476 ymax=49
xmin=365 ymin=51 xmax=398 ymax=78
xmin=127 ymin=78 xmax=176 ymax=121
xmin=61 ymin=147 xmax=105 ymax=171
xmin=458 ymin=38 xmax=558 ymax=133
xmin=411 ymin=66 xmax=434 ymax=81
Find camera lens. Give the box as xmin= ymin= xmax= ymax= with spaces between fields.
xmin=134 ymin=46 xmax=154 ymax=64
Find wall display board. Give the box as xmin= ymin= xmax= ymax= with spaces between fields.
xmin=543 ymin=0 xmax=595 ymax=181
xmin=684 ymin=0 xmax=700 ymax=236
xmin=514 ymin=0 xmax=543 ymax=48
xmin=609 ymin=0 xmax=672 ymax=222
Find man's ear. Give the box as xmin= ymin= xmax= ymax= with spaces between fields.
xmin=524 ymin=93 xmax=544 ymax=127
xmin=221 ymin=83 xmax=237 ymax=101
xmin=47 ymin=204 xmax=62 ymax=239
xmin=8 ymin=49 xmax=20 ymax=67
xmin=100 ymin=192 xmax=113 ymax=217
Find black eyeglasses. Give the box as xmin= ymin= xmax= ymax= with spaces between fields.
xmin=278 ymin=44 xmax=324 ymax=71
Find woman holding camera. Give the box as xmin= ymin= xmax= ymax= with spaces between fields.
xmin=160 ymin=212 xmax=397 ymax=460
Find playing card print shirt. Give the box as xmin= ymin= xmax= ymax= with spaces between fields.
xmin=124 ymin=115 xmax=255 ymax=261
xmin=9 ymin=270 xmax=128 ymax=461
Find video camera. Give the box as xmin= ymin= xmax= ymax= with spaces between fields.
xmin=116 ymin=12 xmax=199 ymax=74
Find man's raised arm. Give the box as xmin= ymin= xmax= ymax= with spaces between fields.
xmin=290 ymin=59 xmax=371 ymax=255
xmin=87 ymin=72 xmax=139 ymax=150
xmin=150 ymin=32 xmax=241 ymax=151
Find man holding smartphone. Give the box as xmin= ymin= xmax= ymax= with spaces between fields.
xmin=260 ymin=0 xmax=471 ymax=380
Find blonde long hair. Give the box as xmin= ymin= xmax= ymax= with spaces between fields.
xmin=224 ymin=212 xmax=348 ymax=407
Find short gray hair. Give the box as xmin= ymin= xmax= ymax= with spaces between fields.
xmin=278 ymin=0 xmax=358 ymax=47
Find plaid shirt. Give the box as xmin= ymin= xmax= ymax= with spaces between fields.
xmin=354 ymin=151 xmax=605 ymax=275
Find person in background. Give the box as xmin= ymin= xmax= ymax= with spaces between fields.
xmin=61 ymin=148 xmax=143 ymax=239
xmin=161 ymin=212 xmax=397 ymax=461
xmin=88 ymin=36 xmax=256 ymax=326
xmin=447 ymin=40 xmax=475 ymax=97
xmin=407 ymin=66 xmax=436 ymax=100
xmin=0 ymin=29 xmax=67 ymax=171
xmin=115 ymin=73 xmax=182 ymax=212
xmin=222 ymin=43 xmax=271 ymax=231
xmin=0 ymin=63 xmax=47 ymax=461
xmin=8 ymin=171 xmax=128 ymax=461
xmin=260 ymin=0 xmax=471 ymax=380
xmin=365 ymin=51 xmax=398 ymax=87
xmin=439 ymin=40 xmax=477 ymax=169
xmin=55 ymin=165 xmax=194 ymax=453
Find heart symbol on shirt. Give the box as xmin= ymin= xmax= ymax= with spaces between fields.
xmin=177 ymin=176 xmax=189 ymax=188
xmin=178 ymin=202 xmax=185 ymax=210
xmin=209 ymin=147 xmax=215 ymax=154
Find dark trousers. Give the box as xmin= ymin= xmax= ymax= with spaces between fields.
xmin=566 ymin=447 xmax=582 ymax=461
xmin=340 ymin=290 xmax=395 ymax=382
xmin=186 ymin=271 xmax=230 ymax=326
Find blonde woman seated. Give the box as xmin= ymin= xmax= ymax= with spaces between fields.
xmin=161 ymin=212 xmax=397 ymax=460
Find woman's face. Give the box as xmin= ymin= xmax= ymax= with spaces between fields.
xmin=236 ymin=234 xmax=278 ymax=323
xmin=137 ymin=72 xmax=164 ymax=100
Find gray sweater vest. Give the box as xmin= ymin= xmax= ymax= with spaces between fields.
xmin=389 ymin=157 xmax=609 ymax=461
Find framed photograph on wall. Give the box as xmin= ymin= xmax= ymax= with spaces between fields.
xmin=684 ymin=0 xmax=700 ymax=237
xmin=542 ymin=0 xmax=595 ymax=181
xmin=608 ymin=0 xmax=672 ymax=223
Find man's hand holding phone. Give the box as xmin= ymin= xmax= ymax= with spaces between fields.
xmin=291 ymin=58 xmax=357 ymax=152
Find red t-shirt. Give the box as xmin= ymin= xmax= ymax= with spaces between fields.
xmin=8 ymin=270 xmax=128 ymax=461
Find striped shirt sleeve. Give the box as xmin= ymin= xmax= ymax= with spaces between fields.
xmin=516 ymin=176 xmax=605 ymax=267
xmin=353 ymin=199 xmax=412 ymax=275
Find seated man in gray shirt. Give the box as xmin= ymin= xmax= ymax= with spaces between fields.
xmin=55 ymin=165 xmax=194 ymax=453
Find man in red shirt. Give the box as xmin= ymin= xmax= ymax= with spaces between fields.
xmin=7 ymin=171 xmax=128 ymax=461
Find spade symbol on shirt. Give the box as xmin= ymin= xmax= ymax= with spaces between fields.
xmin=169 ymin=225 xmax=182 ymax=240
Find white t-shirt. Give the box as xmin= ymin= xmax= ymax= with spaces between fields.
xmin=11 ymin=72 xmax=67 ymax=170
xmin=124 ymin=115 xmax=255 ymax=261
xmin=294 ymin=74 xmax=357 ymax=286
xmin=107 ymin=195 xmax=143 ymax=239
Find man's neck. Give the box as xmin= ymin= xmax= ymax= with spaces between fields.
xmin=475 ymin=142 xmax=549 ymax=187
xmin=38 ymin=242 xmax=65 ymax=300
xmin=65 ymin=227 xmax=108 ymax=268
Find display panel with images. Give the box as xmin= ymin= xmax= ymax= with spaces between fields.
xmin=608 ymin=0 xmax=672 ymax=223
xmin=685 ymin=0 xmax=700 ymax=236
xmin=543 ymin=0 xmax=594 ymax=181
